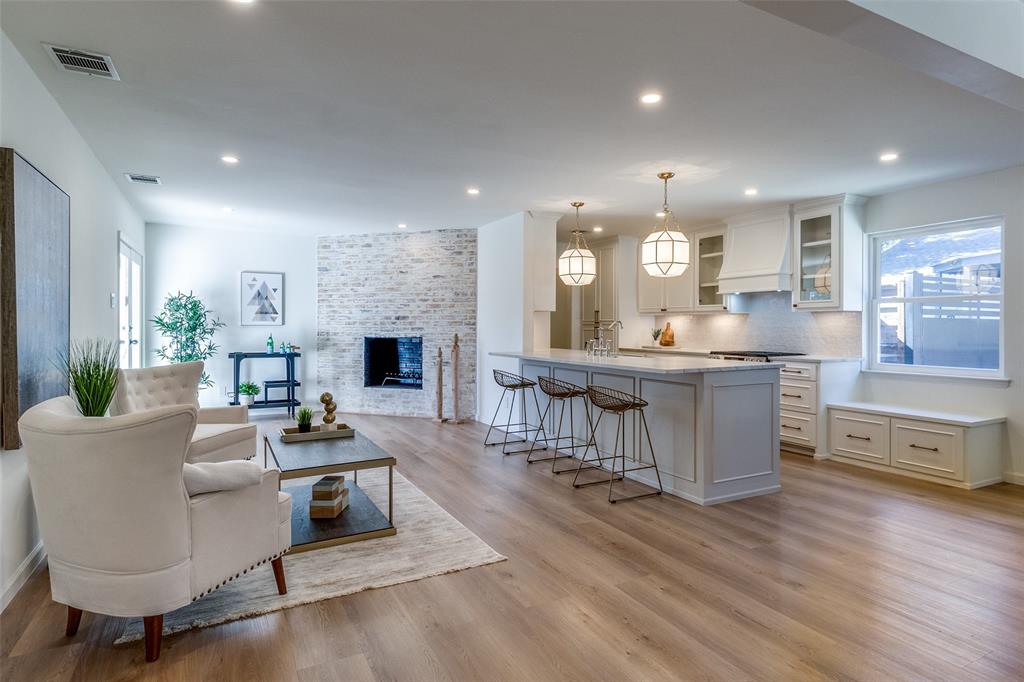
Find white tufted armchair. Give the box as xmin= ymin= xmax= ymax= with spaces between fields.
xmin=109 ymin=361 xmax=258 ymax=463
xmin=19 ymin=396 xmax=292 ymax=661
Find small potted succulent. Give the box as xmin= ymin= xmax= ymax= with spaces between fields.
xmin=650 ymin=328 xmax=662 ymax=344
xmin=237 ymin=381 xmax=260 ymax=406
xmin=296 ymin=406 xmax=314 ymax=433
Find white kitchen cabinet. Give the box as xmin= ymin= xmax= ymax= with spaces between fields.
xmin=826 ymin=402 xmax=1004 ymax=489
xmin=791 ymin=194 xmax=866 ymax=311
xmin=694 ymin=227 xmax=728 ymax=310
xmin=778 ymin=359 xmax=860 ymax=459
xmin=578 ymin=236 xmax=646 ymax=347
xmin=636 ymin=227 xmax=726 ymax=314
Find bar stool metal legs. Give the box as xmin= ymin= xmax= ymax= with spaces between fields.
xmin=484 ymin=370 xmax=549 ymax=456
xmin=572 ymin=384 xmax=663 ymax=503
xmin=526 ymin=376 xmax=593 ymax=469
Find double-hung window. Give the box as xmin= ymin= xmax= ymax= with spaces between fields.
xmin=869 ymin=217 xmax=1004 ymax=378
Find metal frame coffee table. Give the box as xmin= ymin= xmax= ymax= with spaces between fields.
xmin=264 ymin=432 xmax=396 ymax=553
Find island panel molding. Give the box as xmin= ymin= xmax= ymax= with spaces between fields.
xmin=493 ymin=349 xmax=782 ymax=505
xmin=317 ymin=229 xmax=477 ymax=419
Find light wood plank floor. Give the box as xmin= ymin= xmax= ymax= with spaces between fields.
xmin=3 ymin=413 xmax=1023 ymax=681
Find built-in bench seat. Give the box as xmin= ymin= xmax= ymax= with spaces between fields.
xmin=826 ymin=402 xmax=1005 ymax=489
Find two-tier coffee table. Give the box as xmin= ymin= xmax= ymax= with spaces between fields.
xmin=264 ymin=432 xmax=397 ymax=553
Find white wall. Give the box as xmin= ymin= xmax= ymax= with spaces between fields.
xmin=0 ymin=32 xmax=146 ymax=609
xmin=145 ymin=223 xmax=318 ymax=407
xmin=476 ymin=213 xmax=527 ymax=424
xmin=855 ymin=166 xmax=1024 ymax=481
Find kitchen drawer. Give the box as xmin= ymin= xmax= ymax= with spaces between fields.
xmin=780 ymin=380 xmax=817 ymax=414
xmin=830 ymin=409 xmax=890 ymax=464
xmin=780 ymin=410 xmax=817 ymax=448
xmin=779 ymin=362 xmax=818 ymax=382
xmin=891 ymin=418 xmax=964 ymax=481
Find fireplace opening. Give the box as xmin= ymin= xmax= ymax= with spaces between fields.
xmin=363 ymin=336 xmax=423 ymax=389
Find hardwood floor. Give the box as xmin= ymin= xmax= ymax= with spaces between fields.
xmin=3 ymin=412 xmax=1023 ymax=681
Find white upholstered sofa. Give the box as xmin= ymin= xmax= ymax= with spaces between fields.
xmin=109 ymin=361 xmax=258 ymax=463
xmin=19 ymin=396 xmax=292 ymax=662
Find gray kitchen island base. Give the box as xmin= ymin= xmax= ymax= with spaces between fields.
xmin=492 ymin=350 xmax=782 ymax=505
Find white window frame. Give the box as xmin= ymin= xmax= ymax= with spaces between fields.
xmin=867 ymin=215 xmax=1005 ymax=379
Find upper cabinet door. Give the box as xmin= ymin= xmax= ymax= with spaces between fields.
xmin=695 ymin=229 xmax=726 ymax=310
xmin=793 ymin=207 xmax=839 ymax=308
xmin=596 ymin=244 xmax=617 ymax=320
xmin=664 ymin=266 xmax=695 ymax=311
xmin=637 ymin=243 xmax=666 ymax=313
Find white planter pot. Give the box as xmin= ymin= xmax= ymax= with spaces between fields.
xmin=240 ymin=394 xmax=255 ymax=406
xmin=321 ymin=422 xmax=336 ymax=431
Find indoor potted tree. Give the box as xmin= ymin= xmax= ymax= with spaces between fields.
xmin=237 ymin=381 xmax=260 ymax=406
xmin=58 ymin=338 xmax=120 ymax=417
xmin=151 ymin=291 xmax=226 ymax=388
xmin=296 ymin=406 xmax=314 ymax=433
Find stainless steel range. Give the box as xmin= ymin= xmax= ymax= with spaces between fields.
xmin=709 ymin=350 xmax=805 ymax=363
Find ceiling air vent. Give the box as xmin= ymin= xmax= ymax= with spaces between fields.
xmin=124 ymin=173 xmax=161 ymax=185
xmin=44 ymin=44 xmax=120 ymax=80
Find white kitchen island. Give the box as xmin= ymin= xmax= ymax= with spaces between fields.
xmin=490 ymin=349 xmax=783 ymax=505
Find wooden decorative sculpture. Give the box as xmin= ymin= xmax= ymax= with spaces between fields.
xmin=450 ymin=334 xmax=465 ymax=424
xmin=319 ymin=392 xmax=337 ymax=430
xmin=434 ymin=346 xmax=447 ymax=422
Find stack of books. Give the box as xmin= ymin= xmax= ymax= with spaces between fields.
xmin=309 ymin=475 xmax=350 ymax=519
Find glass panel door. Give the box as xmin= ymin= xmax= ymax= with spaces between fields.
xmin=697 ymin=232 xmax=724 ymax=307
xmin=798 ymin=213 xmax=834 ymax=303
xmin=118 ymin=238 xmax=143 ymax=368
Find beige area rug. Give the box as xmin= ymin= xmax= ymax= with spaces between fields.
xmin=115 ymin=469 xmax=506 ymax=644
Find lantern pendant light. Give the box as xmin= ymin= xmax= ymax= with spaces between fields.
xmin=641 ymin=171 xmax=690 ymax=277
xmin=558 ymin=201 xmax=597 ymax=286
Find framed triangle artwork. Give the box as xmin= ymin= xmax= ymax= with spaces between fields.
xmin=240 ymin=270 xmax=284 ymax=326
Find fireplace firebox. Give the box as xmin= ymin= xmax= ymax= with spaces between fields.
xmin=363 ymin=336 xmax=423 ymax=389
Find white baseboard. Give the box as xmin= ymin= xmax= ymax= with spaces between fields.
xmin=1004 ymin=471 xmax=1024 ymax=486
xmin=1 ymin=542 xmax=46 ymax=614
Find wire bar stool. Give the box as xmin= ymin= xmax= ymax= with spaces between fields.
xmin=572 ymin=384 xmax=664 ymax=503
xmin=484 ymin=369 xmax=549 ymax=456
xmin=525 ymin=376 xmax=595 ymax=471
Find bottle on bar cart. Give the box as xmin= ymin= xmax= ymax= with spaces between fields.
xmin=266 ymin=334 xmax=274 ymax=354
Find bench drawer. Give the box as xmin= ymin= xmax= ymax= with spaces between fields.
xmin=779 ymin=362 xmax=818 ymax=382
xmin=830 ymin=409 xmax=890 ymax=464
xmin=780 ymin=410 xmax=817 ymax=448
xmin=780 ymin=380 xmax=817 ymax=414
xmin=891 ymin=419 xmax=964 ymax=480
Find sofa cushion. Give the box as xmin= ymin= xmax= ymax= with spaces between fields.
xmin=188 ymin=423 xmax=258 ymax=464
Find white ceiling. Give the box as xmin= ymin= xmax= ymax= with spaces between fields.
xmin=3 ymin=1 xmax=1022 ymax=237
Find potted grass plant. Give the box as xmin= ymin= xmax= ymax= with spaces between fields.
xmin=296 ymin=406 xmax=314 ymax=433
xmin=237 ymin=381 xmax=260 ymax=406
xmin=58 ymin=338 xmax=120 ymax=417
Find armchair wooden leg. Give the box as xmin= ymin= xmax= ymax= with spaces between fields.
xmin=65 ymin=606 xmax=83 ymax=637
xmin=271 ymin=557 xmax=287 ymax=595
xmin=143 ymin=615 xmax=163 ymax=662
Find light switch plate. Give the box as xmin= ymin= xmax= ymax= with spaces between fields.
xmin=110 ymin=292 xmax=117 ymax=309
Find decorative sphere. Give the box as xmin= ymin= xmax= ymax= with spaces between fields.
xmin=319 ymin=392 xmax=334 ymax=404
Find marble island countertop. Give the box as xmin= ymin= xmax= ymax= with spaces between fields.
xmin=490 ymin=349 xmax=783 ymax=375
xmin=620 ymin=346 xmax=862 ymax=364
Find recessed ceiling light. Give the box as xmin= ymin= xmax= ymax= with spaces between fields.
xmin=397 ymin=223 xmax=407 ymax=229
xmin=232 ymin=0 xmax=255 ymax=4
xmin=466 ymin=187 xmax=480 ymax=195
xmin=592 ymin=226 xmax=603 ymax=233
xmin=221 ymin=155 xmax=239 ymax=164
xmin=744 ymin=188 xmax=758 ymax=196
xmin=640 ymin=92 xmax=662 ymax=105
xmin=221 ymin=206 xmax=233 ymax=213
xmin=879 ymin=151 xmax=900 ymax=163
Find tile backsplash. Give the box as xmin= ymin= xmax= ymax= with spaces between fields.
xmin=655 ymin=292 xmax=862 ymax=356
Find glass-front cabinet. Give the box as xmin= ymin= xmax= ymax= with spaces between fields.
xmin=695 ymin=228 xmax=727 ymax=310
xmin=791 ymin=195 xmax=865 ymax=312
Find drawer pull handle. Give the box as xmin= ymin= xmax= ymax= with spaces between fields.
xmin=846 ymin=434 xmax=871 ymax=441
xmin=782 ymin=393 xmax=802 ymax=398
xmin=909 ymin=443 xmax=939 ymax=452
xmin=781 ymin=369 xmax=801 ymax=374
xmin=783 ymin=425 xmax=802 ymax=431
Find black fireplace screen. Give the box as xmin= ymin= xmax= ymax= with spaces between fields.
xmin=363 ymin=336 xmax=423 ymax=389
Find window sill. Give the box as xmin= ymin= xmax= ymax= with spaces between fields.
xmin=861 ymin=369 xmax=1011 ymax=387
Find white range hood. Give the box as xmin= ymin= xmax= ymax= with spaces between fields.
xmin=717 ymin=207 xmax=792 ymax=294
